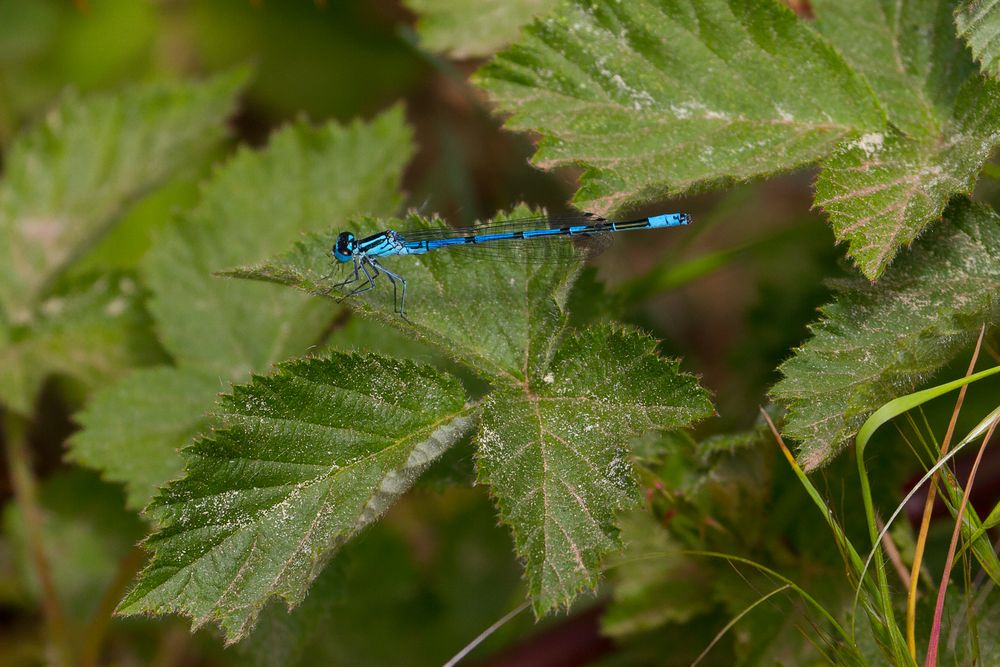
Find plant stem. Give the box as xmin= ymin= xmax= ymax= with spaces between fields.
xmin=906 ymin=328 xmax=983 ymax=657
xmin=78 ymin=545 xmax=146 ymax=667
xmin=876 ymin=517 xmax=910 ymax=589
xmin=923 ymin=414 xmax=998 ymax=666
xmin=2 ymin=411 xmax=74 ymax=667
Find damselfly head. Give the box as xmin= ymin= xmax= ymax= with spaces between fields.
xmin=333 ymin=232 xmax=357 ymax=262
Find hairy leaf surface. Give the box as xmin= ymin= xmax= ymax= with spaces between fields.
xmin=232 ymin=235 xmax=713 ymax=612
xmin=405 ymin=0 xmax=558 ymax=57
xmin=474 ymin=0 xmax=884 ymax=213
xmin=119 ymin=353 xmax=474 ymax=641
xmin=813 ymin=0 xmax=1000 ymax=277
xmin=956 ymin=0 xmax=1000 ymax=79
xmin=772 ymin=199 xmax=1000 ymax=469
xmin=476 ymin=324 xmax=713 ymax=613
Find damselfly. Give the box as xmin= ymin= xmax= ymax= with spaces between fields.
xmin=330 ymin=212 xmax=690 ymax=315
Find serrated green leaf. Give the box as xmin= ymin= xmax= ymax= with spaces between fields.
xmin=771 ymin=199 xmax=1000 ymax=469
xmin=145 ymin=108 xmax=413 ymax=378
xmin=812 ymin=0 xmax=1000 ymax=278
xmin=118 ymin=353 xmax=474 ymax=641
xmin=0 ymin=71 xmax=245 ymax=320
xmin=69 ymin=366 xmax=221 ymax=510
xmin=70 ymin=109 xmax=414 ymax=508
xmin=476 ymin=323 xmax=713 ymax=614
xmin=232 ymin=239 xmax=713 ymax=613
xmin=0 ymin=72 xmax=244 ymax=413
xmin=405 ymin=0 xmax=558 ymax=58
xmin=0 ymin=273 xmax=159 ymax=414
xmin=474 ymin=0 xmax=884 ymax=213
xmin=226 ymin=206 xmax=583 ymax=384
xmin=956 ymin=0 xmax=1000 ymax=79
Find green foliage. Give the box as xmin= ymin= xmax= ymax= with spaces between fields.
xmin=239 ymin=489 xmax=528 ymax=667
xmin=70 ymin=367 xmax=220 ymax=510
xmin=70 ymin=109 xmax=414 ymax=509
xmin=405 ymin=0 xmax=558 ymax=58
xmin=227 ymin=207 xmax=582 ymax=381
xmin=812 ymin=0 xmax=1000 ymax=278
xmin=772 ymin=200 xmax=1000 ymax=469
xmin=218 ymin=209 xmax=712 ymax=624
xmin=146 ymin=110 xmax=412 ymax=377
xmin=0 ymin=273 xmax=159 ymax=415
xmin=604 ymin=424 xmax=865 ymax=664
xmin=602 ymin=510 xmax=714 ymax=636
xmin=118 ymin=353 xmax=474 ymax=639
xmin=3 ymin=470 xmax=143 ymax=619
xmin=476 ymin=0 xmax=883 ymax=212
xmin=0 ymin=72 xmax=244 ymax=414
xmin=477 ymin=324 xmax=713 ymax=612
xmin=475 ymin=0 xmax=1000 ymax=278
xmin=956 ymin=0 xmax=1000 ymax=79
xmin=4 ymin=3 xmax=999 ymax=663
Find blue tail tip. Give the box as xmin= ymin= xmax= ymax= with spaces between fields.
xmin=648 ymin=213 xmax=691 ymax=227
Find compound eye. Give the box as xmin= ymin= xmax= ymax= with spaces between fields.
xmin=332 ymin=232 xmax=355 ymax=263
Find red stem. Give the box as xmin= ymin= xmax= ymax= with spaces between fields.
xmin=923 ymin=415 xmax=998 ymax=666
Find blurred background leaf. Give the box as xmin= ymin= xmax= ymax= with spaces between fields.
xmin=1 ymin=1 xmax=998 ymax=665
xmin=403 ymin=0 xmax=558 ymax=58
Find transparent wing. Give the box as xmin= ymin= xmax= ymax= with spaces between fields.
xmin=396 ymin=213 xmax=609 ymax=242
xmin=395 ymin=213 xmax=612 ymax=264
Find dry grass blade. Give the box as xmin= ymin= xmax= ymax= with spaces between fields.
xmin=923 ymin=413 xmax=999 ymax=667
xmin=907 ymin=326 xmax=984 ymax=657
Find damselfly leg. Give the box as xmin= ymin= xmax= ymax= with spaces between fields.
xmin=344 ymin=258 xmax=379 ymax=298
xmin=333 ymin=258 xmax=362 ymax=291
xmin=370 ymin=258 xmax=407 ymax=316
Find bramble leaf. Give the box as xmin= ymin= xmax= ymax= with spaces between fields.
xmin=232 ymin=226 xmax=713 ymax=613
xmin=812 ymin=0 xmax=1000 ymax=278
xmin=0 ymin=73 xmax=244 ymax=413
xmin=475 ymin=0 xmax=1000 ymax=279
xmin=772 ymin=199 xmax=1000 ymax=469
xmin=69 ymin=367 xmax=221 ymax=510
xmin=145 ymin=109 xmax=413 ymax=377
xmin=70 ymin=110 xmax=413 ymax=506
xmin=476 ymin=324 xmax=713 ymax=613
xmin=956 ymin=0 xmax=1000 ymax=79
xmin=404 ymin=0 xmax=558 ymax=58
xmin=474 ymin=0 xmax=884 ymax=213
xmin=118 ymin=353 xmax=474 ymax=641
xmin=226 ymin=207 xmax=585 ymax=384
